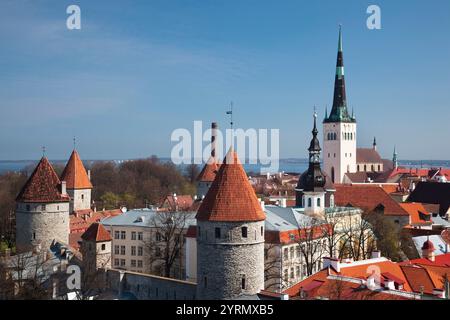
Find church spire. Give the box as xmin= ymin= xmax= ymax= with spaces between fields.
xmin=324 ymin=26 xmax=355 ymax=124
xmin=373 ymin=137 xmax=377 ymax=150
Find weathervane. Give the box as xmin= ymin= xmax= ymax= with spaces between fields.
xmin=226 ymin=101 xmax=234 ymax=130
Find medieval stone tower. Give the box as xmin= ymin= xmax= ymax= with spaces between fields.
xmin=15 ymin=157 xmax=70 ymax=253
xmin=196 ymin=149 xmax=266 ymax=300
xmin=80 ymin=223 xmax=112 ymax=276
xmin=323 ymin=27 xmax=357 ymax=184
xmin=60 ymin=149 xmax=93 ymax=213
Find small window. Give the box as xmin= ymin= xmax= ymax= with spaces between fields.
xmin=120 ymin=246 xmax=126 ymax=255
xmin=317 ymin=198 xmax=321 ymax=207
xmin=215 ymin=227 xmax=221 ymax=239
xmin=114 ymin=245 xmax=119 ymax=254
xmin=241 ymin=275 xmax=246 ymax=290
xmin=101 ymin=244 xmax=106 ymax=251
xmin=114 ymin=231 xmax=120 ymax=239
xmin=33 ymin=232 xmax=36 ymax=240
xmin=138 ymin=246 xmax=143 ymax=256
xmin=131 ymin=232 xmax=137 ymax=240
xmin=81 ymin=194 xmax=84 ymax=200
xmin=308 ymin=198 xmax=312 ymax=207
xmin=131 ymin=260 xmax=136 ymax=267
xmin=156 ymin=232 xmax=162 ymax=242
xmin=114 ymin=259 xmax=119 ymax=266
xmin=204 ymin=277 xmax=208 ymax=288
xmin=120 ymin=231 xmax=126 ymax=240
xmin=138 ymin=232 xmax=143 ymax=241
xmin=137 ymin=260 xmax=143 ymax=268
xmin=120 ymin=259 xmax=126 ymax=267
xmin=260 ymin=226 xmax=264 ymax=236
xmin=131 ymin=246 xmax=136 ymax=256
xmin=26 ymin=205 xmax=31 ymax=211
xmin=241 ymin=227 xmax=248 ymax=238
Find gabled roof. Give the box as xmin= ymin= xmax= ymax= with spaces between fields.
xmin=196 ymin=149 xmax=265 ymax=222
xmin=16 ymin=157 xmax=69 ymax=203
xmin=356 ymin=148 xmax=383 ymax=164
xmin=81 ymin=223 xmax=112 ymax=242
xmin=60 ymin=150 xmax=93 ymax=189
xmin=334 ymin=184 xmax=409 ymax=216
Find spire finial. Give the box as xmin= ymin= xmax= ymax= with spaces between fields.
xmin=338 ymin=24 xmax=343 ymax=52
xmin=42 ymin=146 xmax=46 ymax=157
xmin=73 ymin=136 xmax=76 ymax=150
xmin=312 ymin=106 xmax=318 ymax=135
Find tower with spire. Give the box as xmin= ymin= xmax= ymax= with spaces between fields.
xmin=15 ymin=156 xmax=70 ymax=253
xmin=295 ymin=112 xmax=328 ymax=217
xmin=323 ymin=26 xmax=357 ymax=184
xmin=196 ymin=148 xmax=265 ymax=300
xmin=61 ymin=149 xmax=93 ymax=212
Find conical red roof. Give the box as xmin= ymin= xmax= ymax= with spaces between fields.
xmin=81 ymin=223 xmax=111 ymax=242
xmin=196 ymin=157 xmax=220 ymax=182
xmin=61 ymin=150 xmax=93 ymax=189
xmin=16 ymin=157 xmax=69 ymax=203
xmin=196 ymin=150 xmax=265 ymax=222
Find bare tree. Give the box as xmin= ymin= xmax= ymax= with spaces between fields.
xmin=144 ymin=211 xmax=189 ymax=279
xmin=263 ymin=243 xmax=286 ymax=292
xmin=296 ymin=218 xmax=327 ymax=277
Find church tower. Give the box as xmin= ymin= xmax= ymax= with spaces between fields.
xmin=15 ymin=157 xmax=70 ymax=253
xmin=295 ymin=112 xmax=327 ymax=218
xmin=61 ymin=150 xmax=93 ymax=213
xmin=196 ymin=149 xmax=265 ymax=300
xmin=323 ymin=27 xmax=357 ymax=184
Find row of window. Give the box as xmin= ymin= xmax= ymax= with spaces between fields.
xmin=302 ymin=197 xmax=321 ymax=208
xmin=326 ymin=132 xmax=355 ymax=141
xmin=282 ymin=240 xmax=328 ymax=261
xmin=114 ymin=245 xmax=144 ymax=256
xmin=22 ymin=204 xmax=61 ymax=212
xmin=199 ymin=226 xmax=264 ymax=240
xmin=283 ymin=261 xmax=323 ymax=282
xmin=114 ymin=230 xmax=144 ymax=241
xmin=114 ymin=259 xmax=143 ymax=268
xmin=357 ymin=164 xmax=382 ymax=172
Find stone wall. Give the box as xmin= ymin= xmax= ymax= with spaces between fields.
xmin=105 ymin=269 xmax=197 ymax=300
xmin=196 ymin=220 xmax=265 ymax=300
xmin=67 ymin=188 xmax=91 ymax=212
xmin=15 ymin=202 xmax=70 ymax=252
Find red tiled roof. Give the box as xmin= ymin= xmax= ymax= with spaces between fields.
xmin=159 ymin=194 xmax=194 ymax=212
xmin=196 ymin=157 xmax=220 ymax=182
xmin=196 ymin=149 xmax=265 ymax=222
xmin=16 ymin=157 xmax=70 ymax=203
xmin=334 ymin=184 xmax=409 ymax=216
xmin=60 ymin=150 xmax=93 ymax=189
xmin=70 ymin=209 xmax=122 ymax=234
xmin=356 ymin=148 xmax=382 ymax=163
xmin=81 ymin=223 xmax=112 ymax=242
xmin=265 ymin=225 xmax=331 ymax=245
xmin=399 ymin=203 xmax=431 ymax=225
xmin=400 ymin=265 xmax=435 ymax=294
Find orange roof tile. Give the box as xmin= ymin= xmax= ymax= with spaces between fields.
xmin=61 ymin=150 xmax=93 ymax=189
xmin=81 ymin=223 xmax=112 ymax=242
xmin=399 ymin=203 xmax=432 ymax=225
xmin=335 ymin=184 xmax=409 ymax=216
xmin=196 ymin=149 xmax=265 ymax=222
xmin=400 ymin=265 xmax=435 ymax=294
xmin=196 ymin=157 xmax=220 ymax=182
xmin=16 ymin=157 xmax=70 ymax=203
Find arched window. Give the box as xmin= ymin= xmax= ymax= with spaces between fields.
xmin=333 ymin=133 xmax=337 ymax=140
xmin=357 ymin=165 xmax=360 ymax=172
xmin=308 ymin=198 xmax=312 ymax=207
xmin=317 ymin=198 xmax=321 ymax=207
xmin=330 ymin=194 xmax=335 ymax=208
xmin=364 ymin=165 xmax=367 ymax=171
xmin=378 ymin=165 xmax=381 ymax=172
xmin=371 ymin=165 xmax=374 ymax=172
xmin=331 ymin=167 xmax=335 ymax=183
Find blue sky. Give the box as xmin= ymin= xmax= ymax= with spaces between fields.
xmin=0 ymin=0 xmax=449 ymax=160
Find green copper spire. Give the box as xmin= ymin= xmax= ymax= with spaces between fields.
xmin=338 ymin=25 xmax=343 ymax=52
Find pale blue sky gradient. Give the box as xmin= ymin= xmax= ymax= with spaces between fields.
xmin=0 ymin=0 xmax=449 ymax=160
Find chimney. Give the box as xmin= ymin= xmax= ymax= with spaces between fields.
xmin=371 ymin=251 xmax=381 ymax=259
xmin=322 ymin=257 xmax=331 ymax=269
xmin=260 ymin=201 xmax=265 ymax=211
xmin=211 ymin=122 xmax=218 ymax=160
xmin=61 ymin=181 xmax=67 ymax=195
xmin=384 ymin=279 xmax=395 ymax=290
xmin=280 ymin=198 xmax=287 ymax=208
xmin=329 ymin=258 xmax=340 ymax=272
xmin=366 ymin=276 xmax=376 ymax=290
xmin=433 ymin=288 xmax=445 ymax=299
xmin=88 ymin=169 xmax=91 ymax=181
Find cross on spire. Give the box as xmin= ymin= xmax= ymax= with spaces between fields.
xmin=226 ymin=101 xmax=234 ymax=130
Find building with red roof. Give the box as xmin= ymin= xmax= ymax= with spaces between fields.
xmin=80 ymin=223 xmax=112 ymax=274
xmin=15 ymin=157 xmax=70 ymax=253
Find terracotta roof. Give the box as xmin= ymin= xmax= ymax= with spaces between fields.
xmin=159 ymin=194 xmax=194 ymax=212
xmin=356 ymin=148 xmax=383 ymax=163
xmin=399 ymin=203 xmax=431 ymax=225
xmin=70 ymin=209 xmax=123 ymax=234
xmin=81 ymin=223 xmax=112 ymax=242
xmin=405 ymin=252 xmax=450 ymax=267
xmin=16 ymin=157 xmax=70 ymax=203
xmin=196 ymin=157 xmax=220 ymax=182
xmin=400 ymin=265 xmax=435 ymax=294
xmin=196 ymin=149 xmax=265 ymax=222
xmin=334 ymin=184 xmax=409 ymax=216
xmin=60 ymin=150 xmax=93 ymax=189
